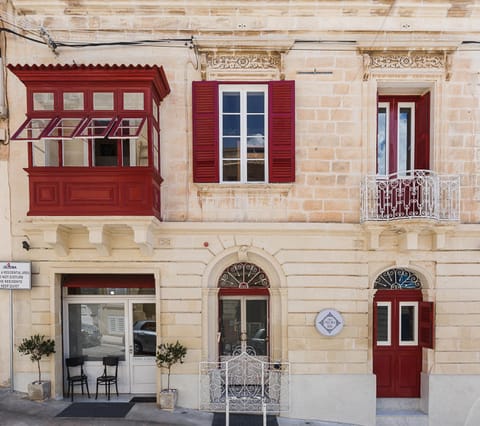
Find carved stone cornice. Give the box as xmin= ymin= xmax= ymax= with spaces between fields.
xmin=361 ymin=50 xmax=454 ymax=81
xmin=199 ymin=51 xmax=283 ymax=80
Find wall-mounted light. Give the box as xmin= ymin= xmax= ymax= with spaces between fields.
xmin=22 ymin=240 xmax=30 ymax=251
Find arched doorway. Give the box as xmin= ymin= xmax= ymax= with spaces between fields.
xmin=373 ymin=268 xmax=434 ymax=397
xmin=217 ymin=262 xmax=270 ymax=361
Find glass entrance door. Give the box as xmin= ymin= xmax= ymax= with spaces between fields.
xmin=219 ymin=296 xmax=268 ymax=359
xmin=65 ymin=299 xmax=157 ymax=395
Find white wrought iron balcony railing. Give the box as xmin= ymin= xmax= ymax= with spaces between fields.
xmin=361 ymin=170 xmax=460 ymax=222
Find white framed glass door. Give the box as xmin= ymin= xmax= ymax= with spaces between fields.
xmin=64 ymin=298 xmax=157 ymax=395
xmin=219 ymin=296 xmax=269 ymax=359
xmin=128 ymin=301 xmax=157 ymax=394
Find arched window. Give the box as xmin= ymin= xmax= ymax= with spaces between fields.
xmin=218 ymin=262 xmax=269 ymax=289
xmin=374 ymin=268 xmax=421 ymax=289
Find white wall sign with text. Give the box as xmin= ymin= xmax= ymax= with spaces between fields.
xmin=0 ymin=262 xmax=32 ymax=290
xmin=315 ymin=308 xmax=344 ymax=336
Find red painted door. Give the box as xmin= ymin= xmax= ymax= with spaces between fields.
xmin=373 ymin=290 xmax=423 ymax=397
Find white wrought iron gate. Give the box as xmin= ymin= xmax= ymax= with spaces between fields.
xmin=199 ymin=352 xmax=290 ymax=422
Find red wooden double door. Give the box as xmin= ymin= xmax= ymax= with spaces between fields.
xmin=373 ymin=290 xmax=433 ymax=397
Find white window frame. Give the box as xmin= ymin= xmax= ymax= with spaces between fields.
xmin=377 ymin=102 xmax=390 ymax=176
xmin=219 ymin=85 xmax=268 ymax=183
xmin=399 ymin=301 xmax=418 ymax=346
xmin=397 ymin=102 xmax=415 ymax=176
xmin=376 ymin=301 xmax=391 ymax=346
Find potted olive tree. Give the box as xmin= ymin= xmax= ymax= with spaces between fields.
xmin=18 ymin=334 xmax=56 ymax=400
xmin=155 ymin=340 xmax=187 ymax=410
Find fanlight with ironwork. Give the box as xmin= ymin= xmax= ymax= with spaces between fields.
xmin=219 ymin=262 xmax=269 ymax=289
xmin=374 ymin=268 xmax=421 ymax=289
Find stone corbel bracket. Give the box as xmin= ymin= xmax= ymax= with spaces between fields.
xmin=361 ymin=49 xmax=456 ymax=81
xmin=88 ymin=225 xmax=112 ymax=257
xmin=131 ymin=224 xmax=155 ymax=257
xmin=43 ymin=225 xmax=70 ymax=257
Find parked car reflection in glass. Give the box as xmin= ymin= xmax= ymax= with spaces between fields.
xmin=133 ymin=320 xmax=156 ymax=355
xmin=249 ymin=328 xmax=267 ymax=356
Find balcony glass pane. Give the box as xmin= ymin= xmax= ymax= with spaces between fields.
xmin=13 ymin=118 xmax=52 ymax=140
xmin=63 ymin=139 xmax=87 ymax=166
xmin=123 ymin=92 xmax=144 ymax=110
xmin=33 ymin=93 xmax=54 ymax=111
xmin=94 ymin=138 xmax=119 ymax=166
xmin=44 ymin=118 xmax=84 ymax=139
xmin=76 ymin=118 xmax=115 ymax=139
xmin=93 ymin=92 xmax=114 ymax=110
xmin=110 ymin=118 xmax=146 ymax=139
xmin=32 ymin=140 xmax=59 ymax=166
xmin=64 ymin=92 xmax=84 ymax=110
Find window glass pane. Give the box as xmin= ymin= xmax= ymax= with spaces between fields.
xmin=64 ymin=92 xmax=84 ymax=110
xmin=223 ymin=115 xmax=240 ymax=136
xmin=94 ymin=92 xmax=114 ymax=110
xmin=77 ymin=118 xmax=114 ymax=139
xmin=32 ymin=140 xmax=59 ymax=167
xmin=219 ymin=299 xmax=241 ymax=356
xmin=247 ymin=160 xmax=265 ymax=182
xmin=152 ymin=127 xmax=159 ymax=170
xmin=377 ymin=304 xmax=390 ymax=344
xmin=246 ymin=299 xmax=267 ymax=356
xmin=247 ymin=92 xmax=264 ymax=113
xmin=68 ymin=303 xmax=125 ymax=361
xmin=223 ymin=137 xmax=240 ymax=158
xmin=223 ymin=159 xmax=240 ymax=182
xmin=45 ymin=118 xmax=84 ymax=139
xmin=132 ymin=303 xmax=156 ymax=356
xmin=110 ymin=118 xmax=145 ymax=138
xmin=400 ymin=304 xmax=416 ymax=343
xmin=377 ymin=106 xmax=387 ymax=175
xmin=247 ymin=115 xmax=264 ymax=137
xmin=222 ymin=92 xmax=240 ymax=113
xmin=153 ymin=101 xmax=159 ymax=124
xmin=33 ymin=93 xmax=54 ymax=111
xmin=123 ymin=92 xmax=144 ymax=110
xmin=94 ymin=138 xmax=118 ymax=166
xmin=14 ymin=118 xmax=52 ymax=140
xmin=134 ymin=122 xmax=149 ymax=167
xmin=62 ymin=139 xmax=87 ymax=166
xmin=398 ymin=106 xmax=412 ymax=174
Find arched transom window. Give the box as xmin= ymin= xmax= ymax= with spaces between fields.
xmin=218 ymin=262 xmax=269 ymax=289
xmin=374 ymin=268 xmax=422 ymax=289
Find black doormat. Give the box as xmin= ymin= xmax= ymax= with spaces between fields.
xmin=212 ymin=413 xmax=278 ymax=426
xmin=130 ymin=396 xmax=157 ymax=403
xmin=57 ymin=402 xmax=134 ymax=418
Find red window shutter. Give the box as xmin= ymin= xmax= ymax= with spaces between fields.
xmin=419 ymin=301 xmax=434 ymax=349
xmin=415 ymin=91 xmax=430 ymax=170
xmin=192 ymin=81 xmax=219 ymax=182
xmin=268 ymin=80 xmax=295 ymax=183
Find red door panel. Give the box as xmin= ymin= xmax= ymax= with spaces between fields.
xmin=373 ymin=290 xmax=423 ymax=397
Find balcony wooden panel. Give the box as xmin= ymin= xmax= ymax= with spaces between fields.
xmin=26 ymin=167 xmax=162 ymax=219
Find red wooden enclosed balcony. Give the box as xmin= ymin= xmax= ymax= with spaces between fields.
xmin=9 ymin=64 xmax=170 ymax=220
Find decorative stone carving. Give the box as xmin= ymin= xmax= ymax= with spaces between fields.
xmin=206 ymin=53 xmax=281 ymax=70
xmin=370 ymin=52 xmax=444 ymax=69
xmin=199 ymin=51 xmax=283 ymax=80
xmin=362 ymin=50 xmax=453 ymax=81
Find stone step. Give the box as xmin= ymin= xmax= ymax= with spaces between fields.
xmin=376 ymin=399 xmax=428 ymax=426
xmin=376 ymin=398 xmax=421 ymax=411
xmin=376 ymin=409 xmax=428 ymax=426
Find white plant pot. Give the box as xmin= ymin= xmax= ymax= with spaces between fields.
xmin=158 ymin=389 xmax=177 ymax=410
xmin=27 ymin=381 xmax=51 ymax=401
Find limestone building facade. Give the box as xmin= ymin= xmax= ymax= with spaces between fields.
xmin=0 ymin=1 xmax=480 ymax=425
